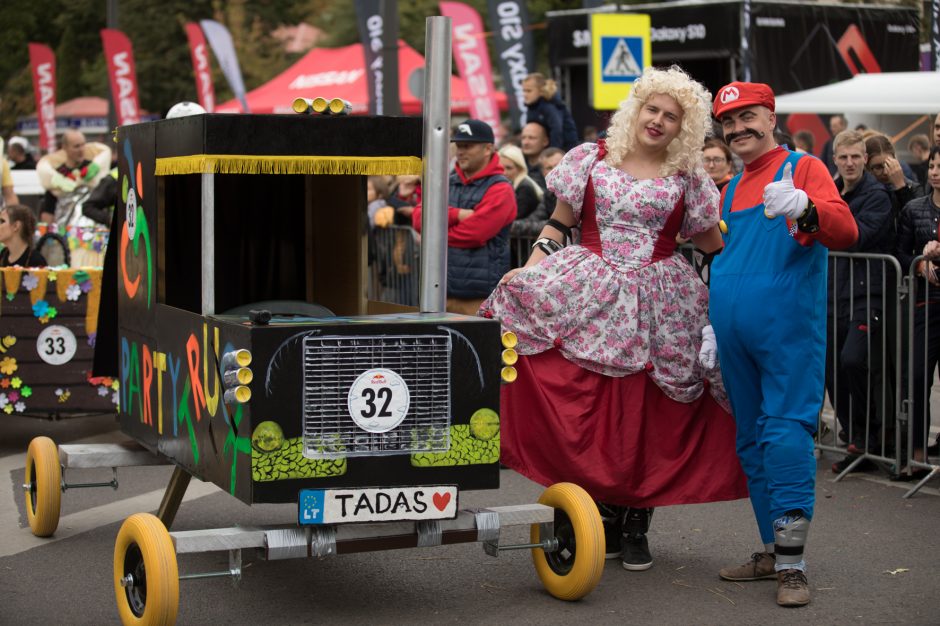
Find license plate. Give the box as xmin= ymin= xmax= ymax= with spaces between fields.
xmin=298 ymin=485 xmax=458 ymax=525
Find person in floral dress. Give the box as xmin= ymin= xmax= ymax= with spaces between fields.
xmin=479 ymin=66 xmax=747 ymax=572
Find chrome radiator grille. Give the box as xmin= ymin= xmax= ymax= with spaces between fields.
xmin=302 ymin=334 xmax=452 ymax=458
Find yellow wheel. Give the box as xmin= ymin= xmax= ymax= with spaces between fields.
xmin=530 ymin=482 xmax=604 ymax=601
xmin=24 ymin=436 xmax=61 ymax=537
xmin=114 ymin=513 xmax=179 ymax=626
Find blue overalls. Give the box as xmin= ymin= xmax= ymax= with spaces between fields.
xmin=709 ymin=151 xmax=824 ymax=545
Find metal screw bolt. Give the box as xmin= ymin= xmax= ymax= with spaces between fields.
xmin=120 ymin=574 xmax=135 ymax=588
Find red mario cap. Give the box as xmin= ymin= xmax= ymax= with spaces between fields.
xmin=712 ymin=82 xmax=775 ymax=118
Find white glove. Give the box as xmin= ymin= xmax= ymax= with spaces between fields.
xmin=762 ymin=162 xmax=808 ymax=220
xmin=699 ymin=325 xmax=718 ymax=370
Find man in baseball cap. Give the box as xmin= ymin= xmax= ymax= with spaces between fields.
xmin=698 ymin=83 xmax=858 ymax=608
xmin=411 ymin=119 xmax=515 ymax=314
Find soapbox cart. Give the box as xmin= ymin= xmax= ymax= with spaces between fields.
xmin=21 ymin=21 xmax=604 ymax=625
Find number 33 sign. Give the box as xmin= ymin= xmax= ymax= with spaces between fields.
xmin=347 ymin=368 xmax=411 ymax=433
xmin=36 ymin=325 xmax=78 ymax=365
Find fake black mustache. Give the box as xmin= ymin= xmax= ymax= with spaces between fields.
xmin=724 ymin=128 xmax=765 ymax=143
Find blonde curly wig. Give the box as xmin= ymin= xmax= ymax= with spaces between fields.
xmin=604 ymin=65 xmax=712 ymax=177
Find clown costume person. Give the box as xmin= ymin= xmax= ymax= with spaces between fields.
xmin=700 ymin=82 xmax=858 ymax=607
xmin=480 ymin=67 xmax=748 ymax=573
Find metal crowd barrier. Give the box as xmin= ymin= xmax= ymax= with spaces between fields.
xmin=368 ymin=229 xmax=538 ymax=307
xmin=821 ymin=252 xmax=904 ymax=483
xmin=819 ymin=252 xmax=940 ymax=497
xmin=368 ymin=225 xmax=420 ymax=306
xmin=903 ymin=255 xmax=940 ymax=497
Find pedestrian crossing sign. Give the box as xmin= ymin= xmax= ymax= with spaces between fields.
xmin=590 ymin=13 xmax=651 ymax=110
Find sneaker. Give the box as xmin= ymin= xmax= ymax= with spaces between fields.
xmin=777 ymin=569 xmax=811 ymax=607
xmin=621 ymin=532 xmax=652 ymax=571
xmin=604 ymin=521 xmax=621 ymax=559
xmin=597 ymin=503 xmax=623 ymax=559
xmin=718 ymin=552 xmax=777 ymax=581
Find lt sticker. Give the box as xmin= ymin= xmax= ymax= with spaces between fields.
xmin=347 ymin=368 xmax=410 ymax=433
xmin=36 ymin=325 xmax=77 ymax=365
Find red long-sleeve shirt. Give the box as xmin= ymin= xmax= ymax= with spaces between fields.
xmin=412 ymin=153 xmax=517 ymax=249
xmin=721 ymin=146 xmax=858 ymax=249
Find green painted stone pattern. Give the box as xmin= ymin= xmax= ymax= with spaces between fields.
xmin=411 ymin=424 xmax=500 ymax=467
xmin=252 ymin=436 xmax=347 ymax=481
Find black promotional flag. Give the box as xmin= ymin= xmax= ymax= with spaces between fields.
xmin=486 ymin=0 xmax=535 ymax=132
xmin=354 ymin=0 xmax=401 ymax=115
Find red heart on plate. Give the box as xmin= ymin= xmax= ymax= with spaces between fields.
xmin=432 ymin=492 xmax=451 ymax=511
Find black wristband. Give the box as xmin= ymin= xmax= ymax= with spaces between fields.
xmin=545 ymin=218 xmax=574 ymax=244
xmin=797 ymin=199 xmax=820 ymax=233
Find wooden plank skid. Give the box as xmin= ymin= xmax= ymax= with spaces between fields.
xmin=58 ymin=442 xmax=169 ymax=469
xmin=168 ymin=503 xmax=554 ymax=556
xmin=172 ymin=527 xmax=267 ymax=554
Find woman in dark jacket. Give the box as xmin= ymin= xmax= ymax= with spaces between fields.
xmin=0 ymin=204 xmax=46 ymax=267
xmin=522 ymin=73 xmax=579 ymax=151
xmin=497 ymin=144 xmax=542 ymax=221
xmin=895 ymin=145 xmax=940 ymax=475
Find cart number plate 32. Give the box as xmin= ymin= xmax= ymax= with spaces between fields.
xmin=298 ymin=486 xmax=457 ymax=525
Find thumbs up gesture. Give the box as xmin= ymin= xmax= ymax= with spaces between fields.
xmin=762 ymin=162 xmax=808 ymax=220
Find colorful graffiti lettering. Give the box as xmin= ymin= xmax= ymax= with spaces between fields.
xmin=120 ymin=323 xmax=247 ymax=489
xmin=177 ymin=378 xmax=198 ymax=463
xmin=119 ymin=138 xmax=153 ymax=307
xmin=223 ymin=403 xmax=251 ymax=495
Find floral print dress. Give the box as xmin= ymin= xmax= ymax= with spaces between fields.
xmin=480 ymin=142 xmax=747 ymax=507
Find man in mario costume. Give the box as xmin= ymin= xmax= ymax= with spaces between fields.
xmin=698 ymin=82 xmax=858 ymax=607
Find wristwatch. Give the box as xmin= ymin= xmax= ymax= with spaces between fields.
xmin=796 ymin=199 xmax=820 ymax=233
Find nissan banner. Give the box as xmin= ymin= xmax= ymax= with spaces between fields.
xmin=184 ymin=23 xmax=216 ymax=112
xmin=100 ymin=29 xmax=141 ymax=126
xmin=28 ymin=43 xmax=57 ymax=152
xmin=440 ymin=1 xmax=502 ymax=138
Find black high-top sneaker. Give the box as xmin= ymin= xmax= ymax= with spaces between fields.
xmin=621 ymin=507 xmax=654 ymax=571
xmin=597 ymin=503 xmax=625 ymax=559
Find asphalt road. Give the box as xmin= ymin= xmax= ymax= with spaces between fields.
xmin=1 ymin=413 xmax=938 ymax=625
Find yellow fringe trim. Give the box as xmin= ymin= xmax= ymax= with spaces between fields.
xmin=29 ymin=271 xmax=48 ymax=306
xmin=155 ymin=155 xmax=423 ymax=176
xmin=2 ymin=268 xmax=22 ymax=299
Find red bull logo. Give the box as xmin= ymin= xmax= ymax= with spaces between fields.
xmin=370 ymin=374 xmax=386 ymax=384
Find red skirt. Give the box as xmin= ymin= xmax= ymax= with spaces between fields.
xmin=500 ymin=350 xmax=749 ymax=507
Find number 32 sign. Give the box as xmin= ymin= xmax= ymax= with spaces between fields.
xmin=347 ymin=368 xmax=410 ymax=433
xmin=36 ymin=325 xmax=78 ymax=365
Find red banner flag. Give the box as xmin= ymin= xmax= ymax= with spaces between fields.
xmin=439 ymin=2 xmax=502 ymax=140
xmin=100 ymin=28 xmax=141 ymax=126
xmin=184 ymin=23 xmax=216 ymax=112
xmin=28 ymin=43 xmax=57 ymax=152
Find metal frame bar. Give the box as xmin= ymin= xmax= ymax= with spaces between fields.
xmin=201 ymin=172 xmax=215 ymax=316
xmin=903 ymin=254 xmax=940 ymax=497
xmin=418 ymin=16 xmax=452 ymax=313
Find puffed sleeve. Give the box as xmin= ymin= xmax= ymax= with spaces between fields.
xmin=545 ymin=142 xmax=600 ymax=222
xmin=679 ymin=167 xmax=721 ymax=240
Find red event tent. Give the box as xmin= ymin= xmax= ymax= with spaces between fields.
xmin=216 ymin=41 xmax=507 ymax=115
